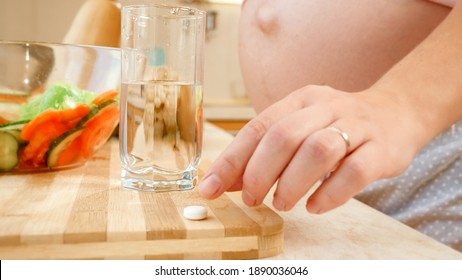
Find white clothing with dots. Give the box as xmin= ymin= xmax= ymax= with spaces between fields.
xmin=356 ymin=121 xmax=462 ymax=252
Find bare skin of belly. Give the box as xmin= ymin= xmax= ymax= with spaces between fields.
xmin=239 ymin=0 xmax=450 ymax=112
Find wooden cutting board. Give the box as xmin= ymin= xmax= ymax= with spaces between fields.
xmin=0 ymin=139 xmax=283 ymax=260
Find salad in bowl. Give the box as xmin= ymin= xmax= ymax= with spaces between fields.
xmin=0 ymin=41 xmax=120 ymax=172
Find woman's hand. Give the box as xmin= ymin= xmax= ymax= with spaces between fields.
xmin=199 ymin=1 xmax=462 ymax=215
xmin=198 ymin=85 xmax=427 ymax=214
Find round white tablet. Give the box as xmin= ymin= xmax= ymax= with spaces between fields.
xmin=183 ymin=205 xmax=208 ymax=221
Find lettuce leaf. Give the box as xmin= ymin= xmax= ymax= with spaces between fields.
xmin=19 ymin=83 xmax=96 ymax=121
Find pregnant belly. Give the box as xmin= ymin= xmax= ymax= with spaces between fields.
xmin=238 ymin=0 xmax=450 ymax=112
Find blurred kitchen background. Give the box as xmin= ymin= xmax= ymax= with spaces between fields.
xmin=0 ymin=0 xmax=255 ymax=134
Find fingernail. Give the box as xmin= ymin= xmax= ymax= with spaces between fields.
xmin=199 ymin=174 xmax=221 ymax=198
xmin=242 ymin=189 xmax=257 ymax=206
xmin=272 ymin=194 xmax=286 ymax=211
xmin=306 ymin=199 xmax=323 ymax=214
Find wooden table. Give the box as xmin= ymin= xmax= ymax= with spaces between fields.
xmin=0 ymin=122 xmax=461 ymax=259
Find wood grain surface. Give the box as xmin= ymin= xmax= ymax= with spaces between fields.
xmin=0 ymin=139 xmax=283 ymax=260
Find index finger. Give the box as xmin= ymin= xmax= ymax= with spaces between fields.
xmin=198 ymin=90 xmax=309 ymax=199
xmin=198 ymin=115 xmax=272 ymax=199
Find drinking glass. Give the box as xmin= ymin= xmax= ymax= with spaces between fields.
xmin=120 ymin=4 xmax=206 ymax=192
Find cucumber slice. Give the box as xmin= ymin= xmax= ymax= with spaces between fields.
xmin=46 ymin=128 xmax=83 ymax=168
xmin=0 ymin=131 xmax=19 ymax=172
xmin=2 ymin=129 xmax=26 ymax=145
xmin=75 ymin=99 xmax=116 ymax=128
xmin=0 ymin=119 xmax=29 ymax=130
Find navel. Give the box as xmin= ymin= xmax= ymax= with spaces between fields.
xmin=255 ymin=3 xmax=279 ymax=34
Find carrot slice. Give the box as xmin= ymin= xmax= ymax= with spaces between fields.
xmin=21 ymin=122 xmax=69 ymax=167
xmin=0 ymin=95 xmax=28 ymax=103
xmin=51 ymin=104 xmax=119 ymax=166
xmin=0 ymin=116 xmax=8 ymax=125
xmin=19 ymin=104 xmax=90 ymax=167
xmin=21 ymin=104 xmax=90 ymax=140
xmin=54 ymin=135 xmax=84 ymax=167
xmin=30 ymin=88 xmax=46 ymax=95
xmin=92 ymin=89 xmax=118 ymax=106
xmin=79 ymin=104 xmax=119 ymax=159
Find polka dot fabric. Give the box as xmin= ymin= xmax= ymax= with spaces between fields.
xmin=356 ymin=121 xmax=462 ymax=252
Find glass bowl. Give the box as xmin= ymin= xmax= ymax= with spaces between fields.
xmin=0 ymin=41 xmax=120 ymax=172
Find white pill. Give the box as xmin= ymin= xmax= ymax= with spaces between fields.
xmin=183 ymin=205 xmax=208 ymax=221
